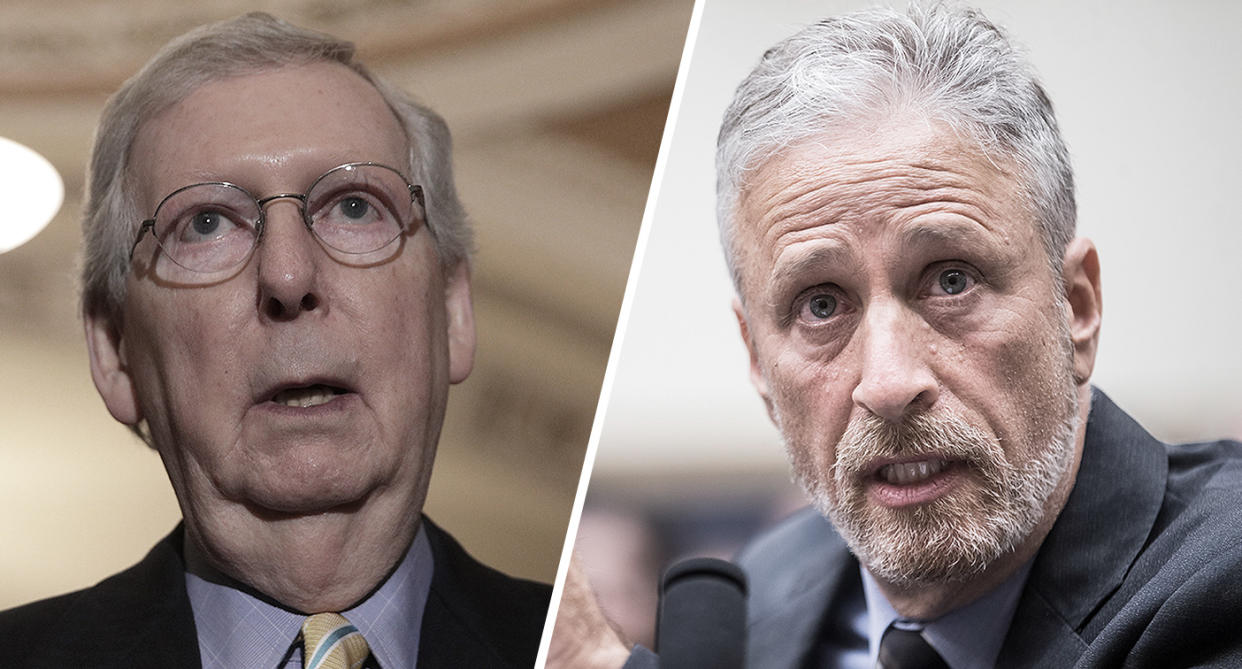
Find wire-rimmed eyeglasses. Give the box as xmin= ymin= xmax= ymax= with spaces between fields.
xmin=128 ymin=162 xmax=427 ymax=276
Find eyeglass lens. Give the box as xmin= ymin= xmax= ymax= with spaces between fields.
xmin=146 ymin=163 xmax=414 ymax=275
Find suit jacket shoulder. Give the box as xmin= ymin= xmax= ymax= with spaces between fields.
xmin=418 ymin=517 xmax=552 ymax=668
xmin=0 ymin=526 xmax=201 ymax=669
xmin=997 ymin=391 xmax=1242 ymax=668
xmin=736 ymin=507 xmax=858 ymax=669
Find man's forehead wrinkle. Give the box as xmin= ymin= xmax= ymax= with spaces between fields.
xmin=886 ymin=189 xmax=1002 ymax=235
xmin=758 ymin=148 xmax=984 ymax=212
xmin=737 ymin=125 xmax=1024 ymax=305
xmin=757 ymin=175 xmax=992 ymax=254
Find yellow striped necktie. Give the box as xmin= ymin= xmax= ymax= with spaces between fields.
xmin=301 ymin=613 xmax=371 ymax=669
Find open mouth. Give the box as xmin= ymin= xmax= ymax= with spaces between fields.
xmin=270 ymin=384 xmax=349 ymax=408
xmin=875 ymin=458 xmax=951 ymax=485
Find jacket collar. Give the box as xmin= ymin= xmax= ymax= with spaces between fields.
xmin=416 ymin=517 xmax=550 ymax=668
xmin=996 ymin=388 xmax=1168 ymax=665
xmin=30 ymin=525 xmax=202 ymax=668
xmin=741 ymin=508 xmax=859 ymax=669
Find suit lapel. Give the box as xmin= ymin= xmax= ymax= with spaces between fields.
xmin=30 ymin=526 xmax=201 ymax=669
xmin=416 ymin=517 xmax=550 ymax=668
xmin=418 ymin=589 xmax=513 ymax=667
xmin=417 ymin=518 xmax=505 ymax=667
xmin=742 ymin=509 xmax=858 ymax=669
xmin=994 ymin=584 xmax=1087 ymax=667
xmin=997 ymin=390 xmax=1167 ymax=665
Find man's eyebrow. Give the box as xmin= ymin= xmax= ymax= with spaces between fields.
xmin=767 ymin=245 xmax=849 ymax=302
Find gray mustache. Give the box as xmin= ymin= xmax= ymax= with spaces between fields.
xmin=832 ymin=411 xmax=1006 ymax=479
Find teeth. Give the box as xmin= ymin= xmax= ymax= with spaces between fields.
xmin=879 ymin=459 xmax=948 ymax=485
xmin=273 ymin=385 xmax=338 ymax=408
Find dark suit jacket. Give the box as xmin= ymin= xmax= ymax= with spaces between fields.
xmin=0 ymin=517 xmax=550 ymax=668
xmin=739 ymin=390 xmax=1242 ymax=668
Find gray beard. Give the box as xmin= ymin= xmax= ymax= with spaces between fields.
xmin=781 ymin=337 xmax=1079 ymax=588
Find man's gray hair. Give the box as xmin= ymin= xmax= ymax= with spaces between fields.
xmin=81 ymin=12 xmax=472 ymax=321
xmin=716 ymin=3 xmax=1075 ymax=292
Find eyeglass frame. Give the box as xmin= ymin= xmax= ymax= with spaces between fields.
xmin=127 ymin=161 xmax=429 ymax=271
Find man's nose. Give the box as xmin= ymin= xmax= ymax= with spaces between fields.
xmin=850 ymin=300 xmax=939 ymax=423
xmin=255 ymin=198 xmax=322 ymax=320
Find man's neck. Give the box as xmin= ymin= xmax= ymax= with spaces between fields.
xmin=184 ymin=494 xmax=423 ymax=613
xmin=865 ymin=534 xmax=1042 ymax=620
xmin=185 ymin=524 xmax=434 ymax=669
xmin=861 ymin=556 xmax=1035 ymax=669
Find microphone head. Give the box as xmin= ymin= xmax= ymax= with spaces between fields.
xmin=656 ymin=557 xmax=748 ymax=669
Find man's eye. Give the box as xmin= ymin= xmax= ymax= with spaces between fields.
xmin=317 ymin=192 xmax=386 ymax=226
xmin=805 ymin=293 xmax=837 ymax=320
xmin=938 ymin=269 xmax=971 ymax=295
xmin=192 ymin=212 xmax=221 ymax=235
xmin=177 ymin=210 xmax=239 ymax=242
xmin=338 ymin=197 xmax=371 ymax=220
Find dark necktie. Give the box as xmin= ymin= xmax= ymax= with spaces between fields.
xmin=876 ymin=623 xmax=949 ymax=669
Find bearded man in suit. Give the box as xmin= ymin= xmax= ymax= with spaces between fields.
xmin=0 ymin=13 xmax=547 ymax=668
xmin=549 ymin=4 xmax=1242 ymax=668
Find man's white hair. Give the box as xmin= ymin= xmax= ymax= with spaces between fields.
xmin=716 ymin=3 xmax=1075 ymax=294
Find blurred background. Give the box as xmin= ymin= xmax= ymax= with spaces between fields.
xmin=0 ymin=0 xmax=693 ymax=609
xmin=578 ymin=0 xmax=1242 ymax=650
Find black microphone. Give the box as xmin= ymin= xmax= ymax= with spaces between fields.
xmin=656 ymin=557 xmax=748 ymax=669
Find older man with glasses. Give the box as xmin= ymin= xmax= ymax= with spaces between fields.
xmin=0 ymin=13 xmax=547 ymax=669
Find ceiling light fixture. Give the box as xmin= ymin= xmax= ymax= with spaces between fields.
xmin=0 ymin=136 xmax=64 ymax=254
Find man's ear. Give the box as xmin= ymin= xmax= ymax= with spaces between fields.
xmin=444 ymin=260 xmax=476 ymax=385
xmin=84 ymin=305 xmax=141 ymax=425
xmin=1061 ymin=237 xmax=1102 ymax=385
xmin=733 ymin=296 xmax=779 ymax=425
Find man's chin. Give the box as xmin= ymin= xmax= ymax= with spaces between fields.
xmin=815 ymin=485 xmax=1018 ymax=588
xmin=854 ymin=533 xmax=1000 ymax=589
xmin=235 ymin=479 xmax=373 ymax=518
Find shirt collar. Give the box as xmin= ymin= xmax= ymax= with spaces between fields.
xmin=186 ymin=522 xmax=433 ymax=669
xmin=345 ymin=525 xmax=433 ymax=667
xmin=861 ymin=558 xmax=1034 ymax=669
